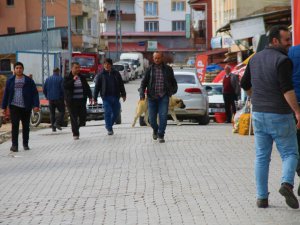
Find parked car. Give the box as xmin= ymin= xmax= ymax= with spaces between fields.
xmin=30 ymin=86 xmax=69 ymax=127
xmin=113 ymin=63 xmax=130 ymax=83
xmin=86 ymin=83 xmax=121 ymax=124
xmin=117 ymin=61 xmax=135 ymax=80
xmin=202 ymin=83 xmax=225 ymax=120
xmin=172 ymin=69 xmax=210 ymax=125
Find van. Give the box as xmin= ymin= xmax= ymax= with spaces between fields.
xmin=120 ymin=52 xmax=145 ymax=78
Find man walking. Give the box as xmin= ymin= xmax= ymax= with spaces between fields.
xmin=64 ymin=62 xmax=92 ymax=140
xmin=43 ymin=67 xmax=65 ymax=132
xmin=94 ymin=58 xmax=126 ymax=135
xmin=222 ymin=65 xmax=240 ymax=123
xmin=139 ymin=52 xmax=177 ymax=143
xmin=288 ymin=44 xmax=300 ymax=197
xmin=241 ymin=25 xmax=300 ymax=209
xmin=1 ymin=62 xmax=39 ymax=152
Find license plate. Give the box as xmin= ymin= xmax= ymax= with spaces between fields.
xmin=209 ymin=108 xmax=225 ymax=113
xmin=90 ymin=108 xmax=103 ymax=113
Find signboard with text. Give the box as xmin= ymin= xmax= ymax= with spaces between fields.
xmin=195 ymin=54 xmax=208 ymax=82
xmin=293 ymin=0 xmax=300 ymax=45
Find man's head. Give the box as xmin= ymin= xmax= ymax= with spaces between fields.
xmin=71 ymin=62 xmax=80 ymax=75
xmin=103 ymin=58 xmax=113 ymax=71
xmin=14 ymin=62 xmax=24 ymax=77
xmin=268 ymin=25 xmax=291 ymax=53
xmin=53 ymin=67 xmax=60 ymax=74
xmin=153 ymin=52 xmax=163 ymax=65
xmin=224 ymin=65 xmax=231 ymax=75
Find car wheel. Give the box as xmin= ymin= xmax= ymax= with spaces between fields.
xmin=115 ymin=113 xmax=121 ymax=124
xmin=30 ymin=110 xmax=42 ymax=127
xmin=198 ymin=113 xmax=210 ymax=125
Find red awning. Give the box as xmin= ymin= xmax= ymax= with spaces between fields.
xmin=108 ymin=42 xmax=168 ymax=52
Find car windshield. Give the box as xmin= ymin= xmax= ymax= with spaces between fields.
xmin=38 ymin=91 xmax=45 ymax=99
xmin=73 ymin=57 xmax=95 ymax=68
xmin=113 ymin=65 xmax=125 ymax=71
xmin=205 ymin=85 xmax=223 ymax=95
xmin=175 ymin=74 xmax=196 ymax=84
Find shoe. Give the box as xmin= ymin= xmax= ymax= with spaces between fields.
xmin=52 ymin=128 xmax=57 ymax=132
xmin=152 ymin=132 xmax=158 ymax=140
xmin=10 ymin=146 xmax=18 ymax=152
xmin=23 ymin=145 xmax=30 ymax=150
xmin=56 ymin=125 xmax=62 ymax=130
xmin=73 ymin=136 xmax=79 ymax=140
xmin=158 ymin=137 xmax=165 ymax=143
xmin=256 ymin=198 xmax=268 ymax=208
xmin=108 ymin=130 xmax=114 ymax=135
xmin=279 ymin=183 xmax=299 ymax=209
xmin=298 ymin=183 xmax=300 ymax=197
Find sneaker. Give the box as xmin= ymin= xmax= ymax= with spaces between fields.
xmin=108 ymin=130 xmax=114 ymax=135
xmin=56 ymin=125 xmax=62 ymax=131
xmin=279 ymin=183 xmax=299 ymax=209
xmin=256 ymin=198 xmax=268 ymax=208
xmin=10 ymin=146 xmax=18 ymax=152
xmin=73 ymin=136 xmax=79 ymax=140
xmin=152 ymin=132 xmax=158 ymax=140
xmin=23 ymin=145 xmax=30 ymax=150
xmin=158 ymin=137 xmax=165 ymax=143
xmin=52 ymin=128 xmax=57 ymax=132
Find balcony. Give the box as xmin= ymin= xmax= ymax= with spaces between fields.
xmin=107 ymin=10 xmax=136 ymax=21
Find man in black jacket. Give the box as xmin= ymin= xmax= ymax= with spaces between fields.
xmin=64 ymin=62 xmax=92 ymax=140
xmin=139 ymin=52 xmax=177 ymax=143
xmin=94 ymin=58 xmax=126 ymax=135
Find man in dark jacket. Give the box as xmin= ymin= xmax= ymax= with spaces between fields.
xmin=1 ymin=62 xmax=40 ymax=152
xmin=139 ymin=52 xmax=177 ymax=143
xmin=64 ymin=62 xmax=92 ymax=140
xmin=43 ymin=67 xmax=65 ymax=132
xmin=94 ymin=58 xmax=126 ymax=135
xmin=241 ymin=25 xmax=300 ymax=209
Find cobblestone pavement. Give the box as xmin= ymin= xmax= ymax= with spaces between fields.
xmin=1 ymin=80 xmax=300 ymax=225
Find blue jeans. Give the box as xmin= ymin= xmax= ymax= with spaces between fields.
xmin=252 ymin=112 xmax=299 ymax=199
xmin=102 ymin=96 xmax=120 ymax=132
xmin=148 ymin=95 xmax=169 ymax=137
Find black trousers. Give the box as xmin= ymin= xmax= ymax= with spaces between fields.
xmin=10 ymin=105 xmax=31 ymax=147
xmin=67 ymin=99 xmax=86 ymax=137
xmin=49 ymin=99 xmax=65 ymax=128
xmin=223 ymin=93 xmax=236 ymax=122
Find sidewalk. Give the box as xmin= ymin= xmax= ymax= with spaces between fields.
xmin=0 ymin=120 xmax=300 ymax=225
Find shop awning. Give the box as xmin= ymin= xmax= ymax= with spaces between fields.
xmin=108 ymin=42 xmax=168 ymax=52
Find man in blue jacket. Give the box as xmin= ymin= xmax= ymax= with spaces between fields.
xmin=43 ymin=67 xmax=65 ymax=132
xmin=1 ymin=62 xmax=40 ymax=152
xmin=288 ymin=44 xmax=300 ymax=197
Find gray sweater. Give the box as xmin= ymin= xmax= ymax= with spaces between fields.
xmin=241 ymin=47 xmax=293 ymax=114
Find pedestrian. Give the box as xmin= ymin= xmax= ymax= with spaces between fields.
xmin=94 ymin=58 xmax=126 ymax=135
xmin=288 ymin=44 xmax=300 ymax=197
xmin=1 ymin=62 xmax=40 ymax=152
xmin=139 ymin=52 xmax=177 ymax=143
xmin=241 ymin=25 xmax=300 ymax=209
xmin=64 ymin=62 xmax=92 ymax=140
xmin=222 ymin=64 xmax=240 ymax=123
xmin=43 ymin=67 xmax=65 ymax=132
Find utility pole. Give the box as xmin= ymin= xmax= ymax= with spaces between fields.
xmin=115 ymin=0 xmax=122 ymax=60
xmin=67 ymin=0 xmax=72 ymax=71
xmin=41 ymin=0 xmax=49 ymax=85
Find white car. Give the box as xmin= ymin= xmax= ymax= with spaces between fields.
xmin=116 ymin=61 xmax=135 ymax=80
xmin=173 ymin=69 xmax=210 ymax=125
xmin=113 ymin=63 xmax=130 ymax=83
xmin=202 ymin=83 xmax=225 ymax=120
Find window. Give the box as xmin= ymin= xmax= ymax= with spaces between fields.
xmin=172 ymin=1 xmax=185 ymax=11
xmin=6 ymin=0 xmax=14 ymax=6
xmin=175 ymin=75 xmax=196 ymax=84
xmin=7 ymin=27 xmax=15 ymax=34
xmin=144 ymin=2 xmax=158 ymax=16
xmin=172 ymin=21 xmax=185 ymax=31
xmin=145 ymin=21 xmax=159 ymax=32
xmin=40 ymin=16 xmax=55 ymax=29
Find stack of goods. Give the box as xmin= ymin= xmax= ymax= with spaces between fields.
xmin=204 ymin=64 xmax=223 ymax=83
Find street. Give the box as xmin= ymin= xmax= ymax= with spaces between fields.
xmin=0 ymin=79 xmax=300 ymax=225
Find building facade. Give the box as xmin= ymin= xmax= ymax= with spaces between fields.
xmin=102 ymin=0 xmax=201 ymax=63
xmin=0 ymin=0 xmax=99 ymax=51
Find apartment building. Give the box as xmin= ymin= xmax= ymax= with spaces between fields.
xmin=102 ymin=0 xmax=199 ymax=63
xmin=0 ymin=0 xmax=99 ymax=51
